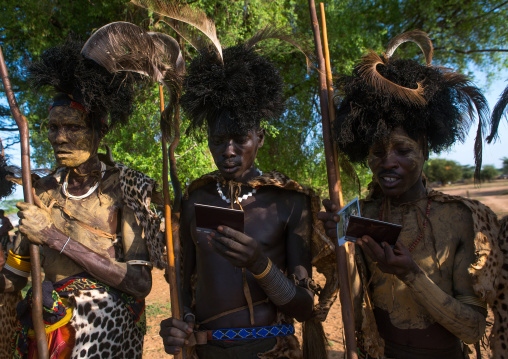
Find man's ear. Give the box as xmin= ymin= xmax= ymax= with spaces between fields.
xmin=257 ymin=129 xmax=265 ymax=148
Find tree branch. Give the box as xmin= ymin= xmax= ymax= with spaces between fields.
xmin=4 ymin=139 xmax=20 ymax=149
xmin=0 ymin=127 xmax=19 ymax=131
xmin=434 ymin=47 xmax=508 ymax=54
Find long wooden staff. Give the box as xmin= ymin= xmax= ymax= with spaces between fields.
xmin=307 ymin=1 xmax=358 ymax=358
xmin=159 ymin=85 xmax=184 ymax=359
xmin=0 ymin=45 xmax=49 ymax=358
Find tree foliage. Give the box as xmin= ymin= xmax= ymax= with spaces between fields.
xmin=481 ymin=165 xmax=499 ymax=182
xmin=424 ymin=158 xmax=463 ymax=184
xmin=502 ymin=157 xmax=508 ymax=174
xmin=1 ymin=0 xmax=508 ymax=202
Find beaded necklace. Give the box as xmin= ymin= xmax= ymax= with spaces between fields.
xmin=216 ymin=169 xmax=262 ymax=205
xmin=62 ymin=161 xmax=106 ymax=200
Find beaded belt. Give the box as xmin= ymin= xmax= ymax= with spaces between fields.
xmin=207 ymin=324 xmax=295 ymax=341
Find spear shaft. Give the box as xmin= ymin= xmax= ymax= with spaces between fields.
xmin=0 ymin=44 xmax=48 ymax=358
xmin=307 ymin=1 xmax=358 ymax=358
xmin=159 ymin=84 xmax=184 ymax=359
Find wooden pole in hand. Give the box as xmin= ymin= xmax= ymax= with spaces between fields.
xmin=307 ymin=1 xmax=358 ymax=358
xmin=159 ymin=84 xmax=184 ymax=359
xmin=0 ymin=44 xmax=49 ymax=359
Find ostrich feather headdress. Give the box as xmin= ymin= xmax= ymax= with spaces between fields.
xmin=487 ymin=83 xmax=508 ymax=143
xmin=29 ymin=22 xmax=185 ymax=139
xmin=334 ymin=30 xmax=489 ymax=179
xmin=131 ymin=0 xmax=312 ymax=134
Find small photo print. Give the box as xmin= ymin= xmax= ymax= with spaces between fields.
xmin=336 ymin=197 xmax=360 ymax=245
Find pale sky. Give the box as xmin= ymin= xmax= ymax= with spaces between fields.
xmin=434 ymin=70 xmax=508 ymax=168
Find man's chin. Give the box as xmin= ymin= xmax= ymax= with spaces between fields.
xmin=55 ymin=157 xmax=86 ymax=168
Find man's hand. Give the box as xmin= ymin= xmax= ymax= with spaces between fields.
xmin=16 ymin=193 xmax=57 ymax=246
xmin=159 ymin=316 xmax=194 ymax=355
xmin=316 ymin=199 xmax=340 ymax=238
xmin=208 ymin=226 xmax=264 ymax=272
xmin=357 ymin=235 xmax=421 ymax=281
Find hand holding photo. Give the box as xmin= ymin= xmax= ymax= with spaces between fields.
xmin=336 ymin=197 xmax=360 ymax=246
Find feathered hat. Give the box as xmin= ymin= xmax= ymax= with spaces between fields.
xmin=131 ymin=0 xmax=311 ymax=135
xmin=28 ymin=22 xmax=184 ymax=139
xmin=334 ymin=30 xmax=489 ymax=179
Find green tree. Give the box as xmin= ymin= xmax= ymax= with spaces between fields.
xmin=461 ymin=165 xmax=475 ymax=180
xmin=2 ymin=0 xmax=508 ymax=198
xmin=424 ymin=158 xmax=462 ymax=185
xmin=502 ymin=157 xmax=508 ymax=174
xmin=481 ymin=165 xmax=499 ymax=182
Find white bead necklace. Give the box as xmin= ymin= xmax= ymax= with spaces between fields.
xmin=216 ymin=169 xmax=262 ymax=204
xmin=62 ymin=161 xmax=106 ymax=200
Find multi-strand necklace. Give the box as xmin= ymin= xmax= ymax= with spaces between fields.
xmin=216 ymin=169 xmax=262 ymax=204
xmin=62 ymin=161 xmax=106 ymax=200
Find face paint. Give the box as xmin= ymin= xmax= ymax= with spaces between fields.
xmin=47 ymin=106 xmax=98 ymax=168
xmin=368 ymin=127 xmax=426 ymax=202
xmin=207 ymin=124 xmax=264 ymax=182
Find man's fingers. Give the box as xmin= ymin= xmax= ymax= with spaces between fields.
xmin=16 ymin=202 xmax=30 ymax=212
xmin=358 ymin=236 xmax=385 ymax=262
xmin=32 ymin=188 xmax=48 ymax=211
xmin=382 ymin=242 xmax=397 ymax=264
xmin=160 ymin=317 xmax=190 ymax=334
xmin=217 ymin=226 xmax=248 ymax=243
xmin=322 ymin=199 xmax=338 ymax=213
xmin=210 ymin=237 xmax=242 ymax=262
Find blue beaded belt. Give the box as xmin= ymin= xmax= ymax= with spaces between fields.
xmin=208 ymin=324 xmax=295 ymax=341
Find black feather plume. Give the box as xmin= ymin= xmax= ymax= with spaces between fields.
xmin=487 ymin=83 xmax=508 ymax=143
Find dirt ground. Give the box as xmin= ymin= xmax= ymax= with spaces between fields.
xmin=141 ymin=180 xmax=507 ymax=358
xmin=436 ymin=179 xmax=508 ymax=218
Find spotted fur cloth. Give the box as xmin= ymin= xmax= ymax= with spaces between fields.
xmin=492 ymin=215 xmax=508 ymax=359
xmin=0 ymin=292 xmax=21 ymax=357
xmin=185 ymin=170 xmax=339 ymax=358
xmin=113 ymin=162 xmax=167 ymax=270
xmin=354 ymin=187 xmax=502 ymax=358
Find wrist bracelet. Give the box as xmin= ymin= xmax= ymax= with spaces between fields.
xmin=252 ymin=258 xmax=272 ymax=279
xmin=60 ymin=236 xmax=71 ymax=254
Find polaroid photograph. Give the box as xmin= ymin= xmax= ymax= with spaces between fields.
xmin=345 ymin=215 xmax=402 ymax=246
xmin=336 ymin=197 xmax=360 ymax=246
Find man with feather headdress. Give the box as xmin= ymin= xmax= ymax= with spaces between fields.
xmin=145 ymin=3 xmax=338 ymax=358
xmin=0 ymin=36 xmax=165 ymax=358
xmin=319 ymin=31 xmax=502 ymax=359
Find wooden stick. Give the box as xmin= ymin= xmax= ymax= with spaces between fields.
xmin=159 ymin=84 xmax=184 ymax=359
xmin=319 ymin=2 xmax=344 ymax=208
xmin=0 ymin=44 xmax=49 ymax=359
xmin=307 ymin=2 xmax=358 ymax=358
xmin=320 ymin=0 xmax=356 ymax=336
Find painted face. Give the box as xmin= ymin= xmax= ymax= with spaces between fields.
xmin=368 ymin=127 xmax=425 ymax=200
xmin=47 ymin=106 xmax=98 ymax=168
xmin=208 ymin=125 xmax=264 ymax=181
